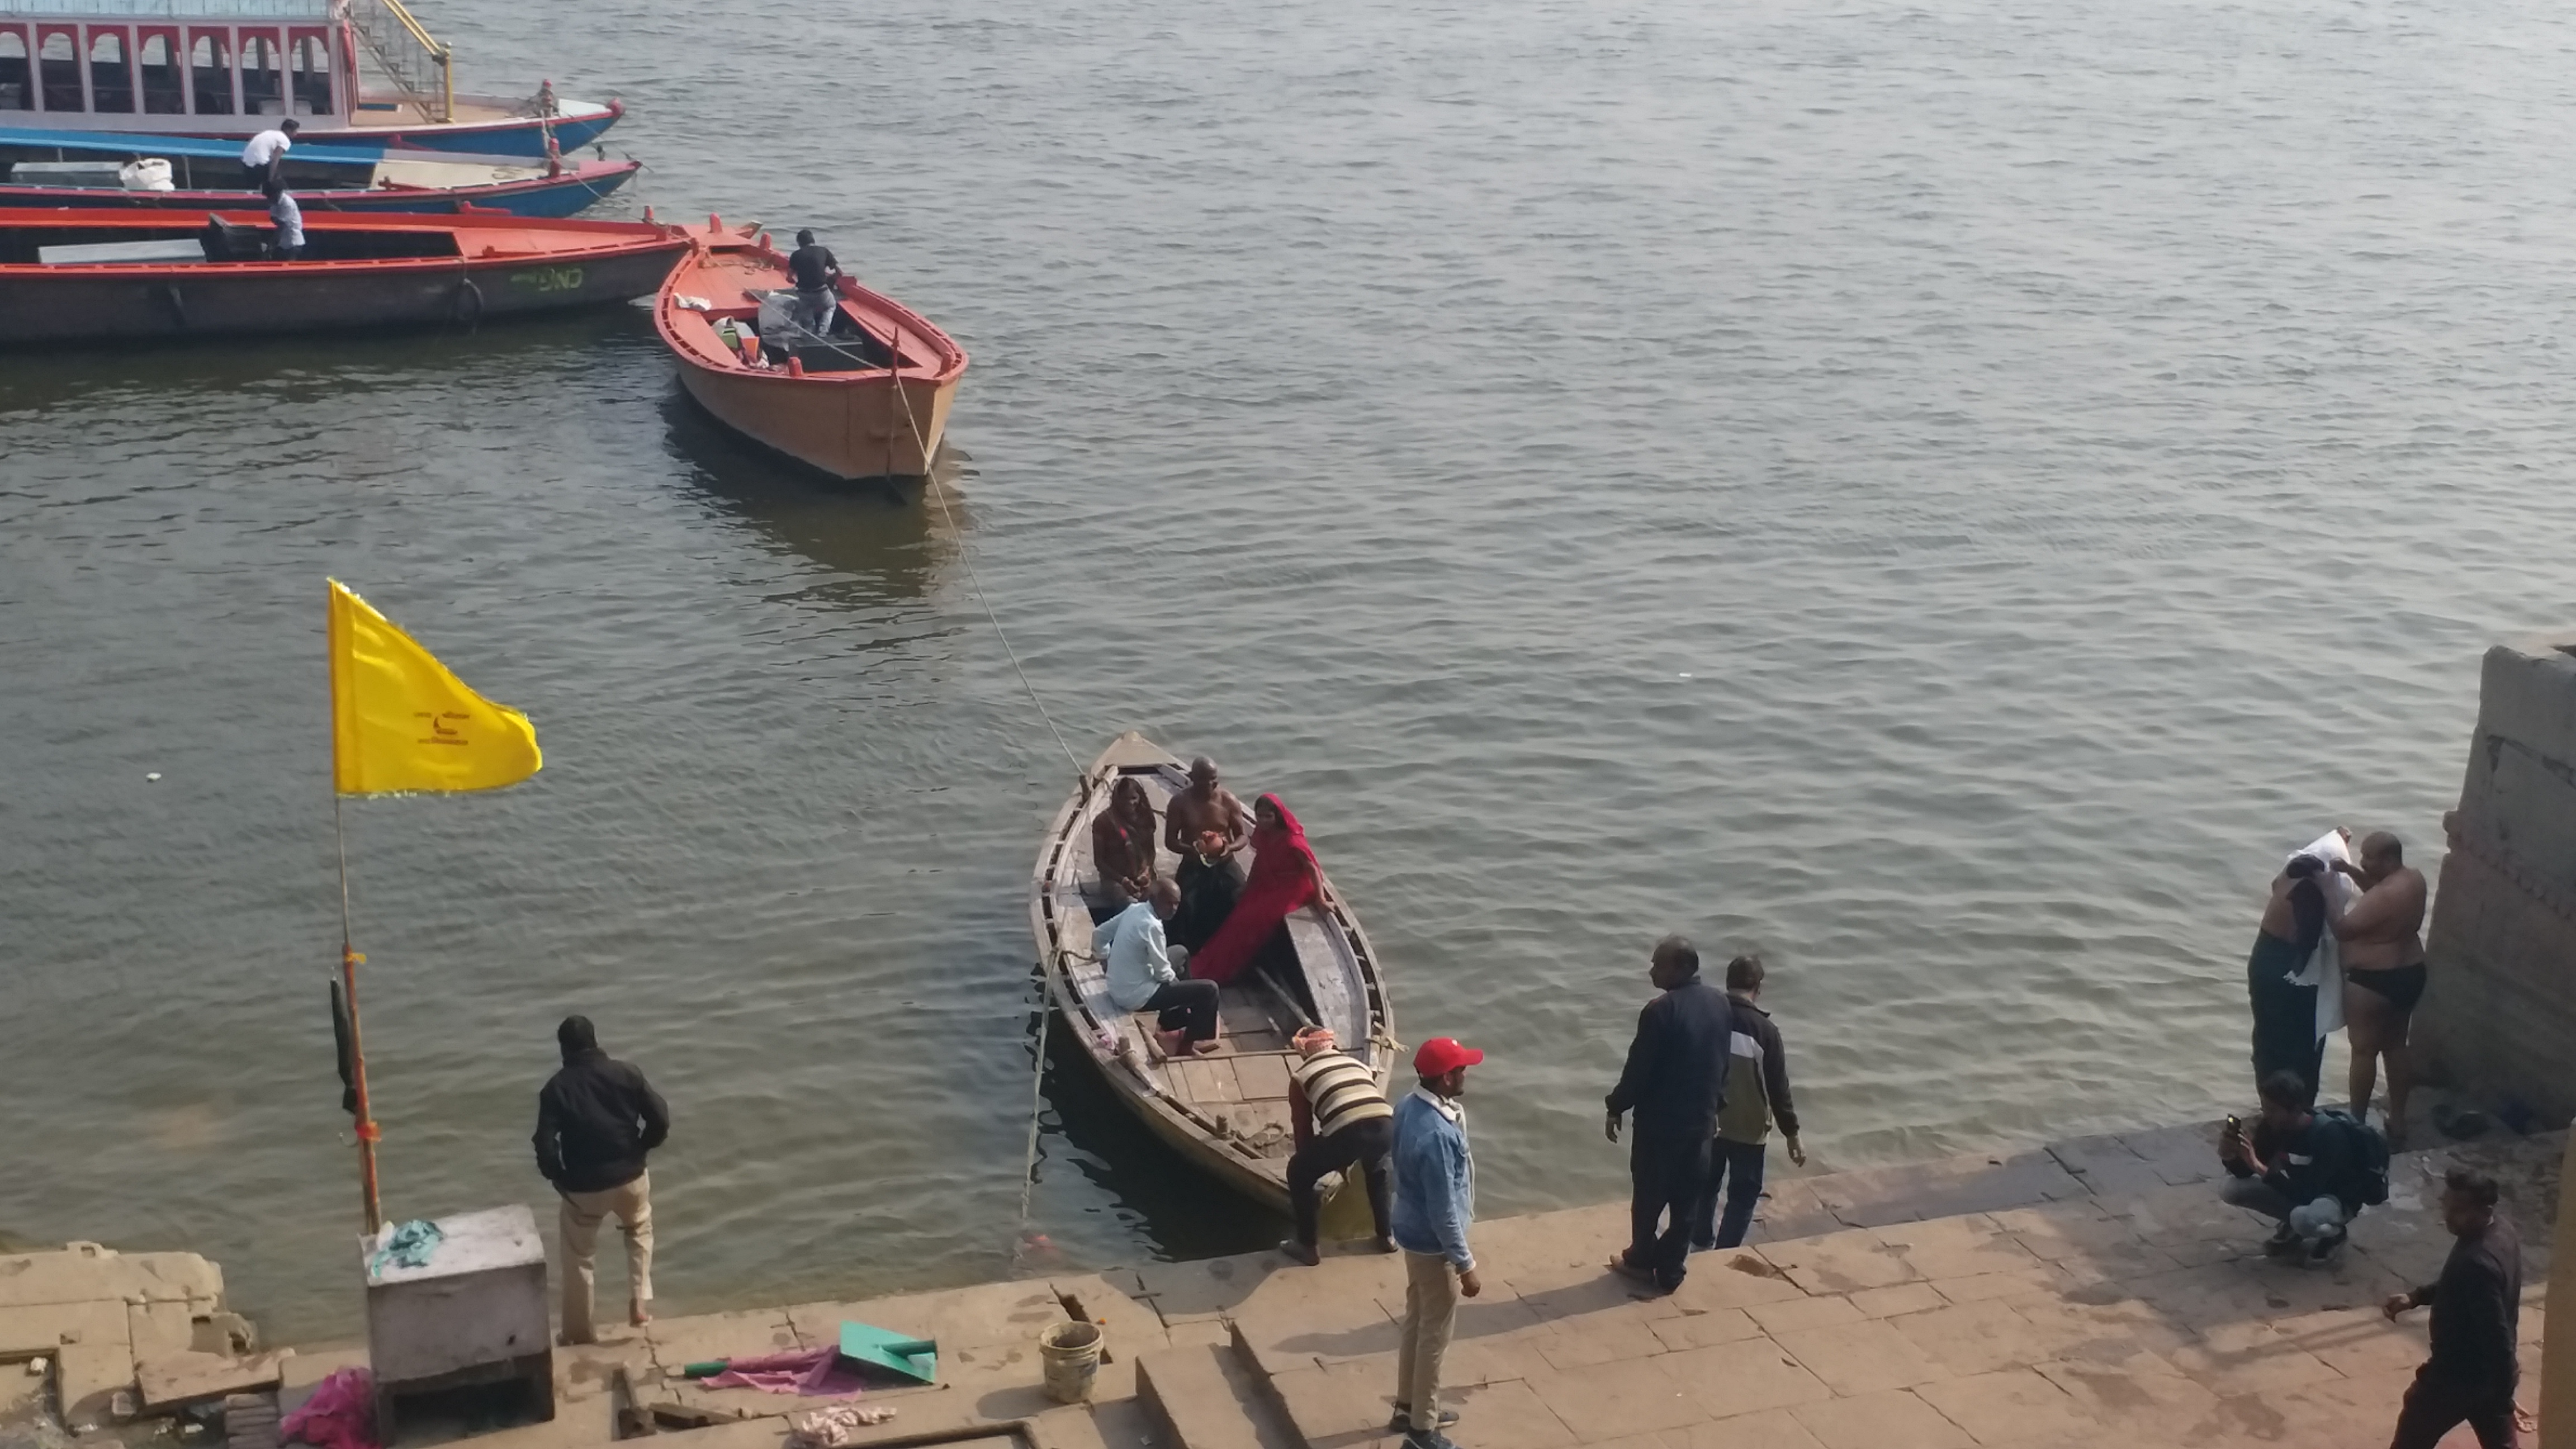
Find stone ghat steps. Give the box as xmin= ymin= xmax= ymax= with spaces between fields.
xmin=14 ymin=1114 xmax=2552 ymax=1449
xmin=1138 ymin=1340 xmax=1302 ymax=1449
xmin=1120 ymin=1126 xmax=2560 ymax=1449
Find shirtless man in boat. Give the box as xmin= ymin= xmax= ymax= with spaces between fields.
xmin=2328 ymin=831 xmax=2428 ymax=1143
xmin=1164 ymin=756 xmax=1250 ymax=954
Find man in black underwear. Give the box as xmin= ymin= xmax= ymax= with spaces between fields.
xmin=2331 ymin=831 xmax=2428 ymax=1142
xmin=1162 ymin=756 xmax=1248 ymax=953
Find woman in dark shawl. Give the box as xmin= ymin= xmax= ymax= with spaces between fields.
xmin=2248 ymin=854 xmax=2329 ymax=1100
xmin=1089 ymin=776 xmax=1159 ymax=919
xmin=1188 ymin=793 xmax=1322 ymax=987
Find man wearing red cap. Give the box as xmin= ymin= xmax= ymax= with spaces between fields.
xmin=1389 ymin=1036 xmax=1483 ymax=1449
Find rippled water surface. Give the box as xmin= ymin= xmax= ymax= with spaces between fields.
xmin=8 ymin=0 xmax=2576 ymax=1343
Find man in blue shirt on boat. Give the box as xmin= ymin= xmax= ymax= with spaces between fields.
xmin=1391 ymin=1036 xmax=1483 ymax=1449
xmin=1094 ymin=876 xmax=1221 ymax=1056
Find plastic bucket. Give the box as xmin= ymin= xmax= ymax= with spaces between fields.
xmin=1038 ymin=1319 xmax=1102 ymax=1404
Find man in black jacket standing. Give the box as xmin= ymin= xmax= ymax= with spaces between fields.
xmin=1604 ymin=936 xmax=1730 ymax=1294
xmin=2383 ymin=1167 xmax=2524 ymax=1448
xmin=534 ymin=1016 xmax=671 ymax=1344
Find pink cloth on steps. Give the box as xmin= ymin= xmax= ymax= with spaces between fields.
xmin=703 ymin=1348 xmax=866 ymax=1396
xmin=282 ymin=1367 xmax=378 ymax=1449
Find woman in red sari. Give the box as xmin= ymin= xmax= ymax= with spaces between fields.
xmin=1188 ymin=793 xmax=1321 ymax=986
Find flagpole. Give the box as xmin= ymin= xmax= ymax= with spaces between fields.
xmin=335 ymin=787 xmax=384 ymax=1236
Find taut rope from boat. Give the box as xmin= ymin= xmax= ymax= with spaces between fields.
xmin=859 ymin=314 xmax=1082 ymax=1271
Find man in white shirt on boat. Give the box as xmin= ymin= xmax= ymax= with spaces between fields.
xmin=266 ymin=182 xmax=304 ymax=262
xmin=1095 ymin=877 xmax=1221 ymax=1057
xmin=241 ymin=119 xmax=297 ymax=193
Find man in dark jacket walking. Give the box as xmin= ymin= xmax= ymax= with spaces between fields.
xmin=1604 ymin=936 xmax=1730 ymax=1293
xmin=534 ymin=1015 xmax=670 ymax=1344
xmin=2383 ymin=1167 xmax=2525 ymax=1448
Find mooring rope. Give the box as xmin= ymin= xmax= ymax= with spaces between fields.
xmin=860 ymin=324 xmax=1081 ymax=1270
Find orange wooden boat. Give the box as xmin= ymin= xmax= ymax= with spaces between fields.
xmin=654 ymin=220 xmax=967 ymax=484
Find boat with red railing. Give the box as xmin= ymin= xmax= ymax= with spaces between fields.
xmin=654 ymin=218 xmax=968 ymax=484
xmin=0 ymin=206 xmax=688 ymax=343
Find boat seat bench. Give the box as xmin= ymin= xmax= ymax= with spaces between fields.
xmin=38 ymin=238 xmax=207 ymax=265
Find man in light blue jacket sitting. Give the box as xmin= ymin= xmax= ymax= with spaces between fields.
xmin=1390 ymin=1036 xmax=1484 ymax=1449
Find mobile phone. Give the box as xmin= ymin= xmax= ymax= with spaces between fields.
xmin=2224 ymin=1114 xmax=2242 ymax=1134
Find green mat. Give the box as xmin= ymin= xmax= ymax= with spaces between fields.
xmin=839 ymin=1320 xmax=938 ymax=1385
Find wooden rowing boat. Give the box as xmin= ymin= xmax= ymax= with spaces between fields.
xmin=0 ymin=207 xmax=689 ymax=344
xmin=654 ymin=221 xmax=967 ymax=485
xmin=1030 ymin=733 xmax=1396 ymax=1218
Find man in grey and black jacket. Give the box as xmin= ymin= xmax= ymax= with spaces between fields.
xmin=1692 ymin=952 xmax=1805 ymax=1251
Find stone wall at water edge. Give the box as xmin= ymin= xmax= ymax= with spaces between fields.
xmin=2420 ymin=637 xmax=2576 ymax=1125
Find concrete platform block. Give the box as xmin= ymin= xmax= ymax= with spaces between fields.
xmin=1133 ymin=1259 xmax=1281 ymax=1328
xmin=1787 ymin=1386 xmax=1972 ymax=1449
xmin=1442 ymin=1376 xmax=1573 ymax=1449
xmin=1912 ymin=1365 xmax=2095 ymax=1445
xmin=56 ymin=1342 xmax=135 ymax=1426
xmin=124 ymin=1254 xmax=224 ymax=1305
xmin=126 ymin=1299 xmax=198 ymax=1361
xmin=1137 ymin=1342 xmax=1285 ymax=1449
xmin=135 ymin=1351 xmax=284 ymax=1410
xmin=1810 ymin=1150 xmax=2088 ymax=1228
xmin=276 ymin=1342 xmax=368 ymax=1419
xmin=1234 ymin=1297 xmax=1396 ymax=1376
xmin=2474 ymin=641 xmax=2576 ymax=757
xmin=784 ymin=1280 xmax=1068 ymax=1359
xmin=1024 ymin=1401 xmax=1129 ymax=1449
xmin=0 ymin=1300 xmax=128 ymax=1357
xmin=642 ymin=1309 xmax=801 ymax=1372
xmin=1261 ymin=1359 xmax=1397 ymax=1449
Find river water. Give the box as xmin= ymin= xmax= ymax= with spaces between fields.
xmin=7 ymin=0 xmax=2576 ymax=1343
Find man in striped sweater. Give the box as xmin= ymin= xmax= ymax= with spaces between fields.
xmin=1278 ymin=1026 xmax=1396 ymax=1265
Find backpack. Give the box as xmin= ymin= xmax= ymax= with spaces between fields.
xmin=2313 ymin=1108 xmax=2391 ymax=1208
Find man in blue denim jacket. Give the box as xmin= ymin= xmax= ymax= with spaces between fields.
xmin=1390 ymin=1037 xmax=1484 ymax=1449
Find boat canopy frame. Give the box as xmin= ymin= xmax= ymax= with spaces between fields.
xmin=0 ymin=0 xmax=351 ymax=122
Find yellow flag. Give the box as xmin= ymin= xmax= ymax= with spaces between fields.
xmin=329 ymin=579 xmax=542 ymax=795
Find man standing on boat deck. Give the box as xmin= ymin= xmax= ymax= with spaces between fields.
xmin=1391 ymin=1037 xmax=1482 ymax=1449
xmin=534 ymin=1015 xmax=670 ymax=1344
xmin=1278 ymin=1025 xmax=1396 ymax=1266
xmin=786 ymin=229 xmax=841 ymax=334
xmin=1604 ymin=935 xmax=1730 ymax=1294
xmin=240 ymin=117 xmax=297 ymax=193
xmin=1163 ymin=756 xmax=1249 ymax=953
xmin=265 ymin=178 xmax=304 ymax=262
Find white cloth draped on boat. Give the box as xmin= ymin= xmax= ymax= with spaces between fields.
xmin=2286 ymin=829 xmax=2357 ymax=1045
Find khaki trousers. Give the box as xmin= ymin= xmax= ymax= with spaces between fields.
xmin=1396 ymin=1251 xmax=1460 ymax=1432
xmin=560 ymin=1171 xmax=653 ymax=1344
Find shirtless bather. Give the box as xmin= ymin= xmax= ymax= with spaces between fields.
xmin=2329 ymin=831 xmax=2428 ymax=1143
xmin=1164 ymin=756 xmax=1250 ymax=953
